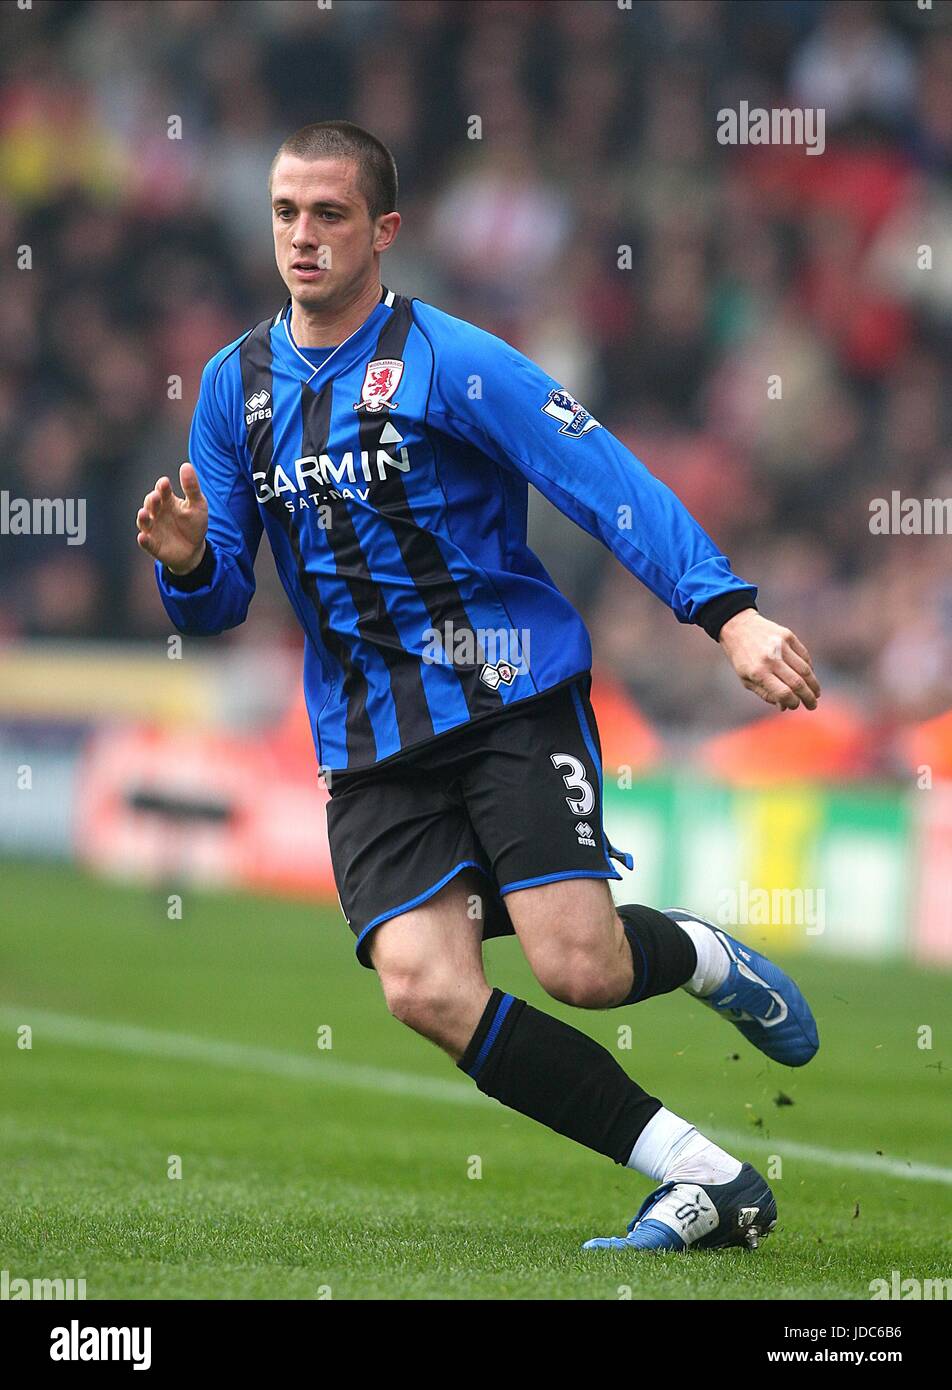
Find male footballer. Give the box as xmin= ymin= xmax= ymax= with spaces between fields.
xmin=137 ymin=121 xmax=821 ymax=1253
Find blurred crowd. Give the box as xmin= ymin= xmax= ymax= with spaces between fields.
xmin=1 ymin=0 xmax=950 ymax=741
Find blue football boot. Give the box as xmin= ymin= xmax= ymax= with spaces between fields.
xmin=583 ymin=1162 xmax=777 ymax=1252
xmin=664 ymin=908 xmax=819 ymax=1067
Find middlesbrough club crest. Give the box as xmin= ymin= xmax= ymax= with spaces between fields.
xmin=354 ymin=358 xmax=404 ymax=413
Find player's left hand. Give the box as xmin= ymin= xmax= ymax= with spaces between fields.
xmin=718 ymin=609 xmax=820 ymax=711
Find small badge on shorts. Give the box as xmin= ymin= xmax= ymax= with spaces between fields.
xmin=575 ymin=821 xmax=596 ymax=847
xmin=479 ymin=661 xmax=517 ymax=690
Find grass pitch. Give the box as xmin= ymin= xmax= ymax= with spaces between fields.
xmin=1 ymin=860 xmax=949 ymax=1300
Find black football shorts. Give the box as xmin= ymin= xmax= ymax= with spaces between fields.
xmin=324 ymin=672 xmax=633 ymax=967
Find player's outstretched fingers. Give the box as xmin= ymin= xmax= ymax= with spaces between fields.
xmin=138 ymin=488 xmax=159 ymax=530
xmin=137 ymin=518 xmax=160 ymax=555
xmin=180 ymin=462 xmax=204 ymax=502
xmin=137 ymin=476 xmax=179 ymax=557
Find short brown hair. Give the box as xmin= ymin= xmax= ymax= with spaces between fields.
xmin=270 ymin=120 xmax=398 ymax=222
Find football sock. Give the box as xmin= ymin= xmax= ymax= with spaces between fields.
xmin=458 ymin=988 xmax=661 ymax=1164
xmin=615 ymin=903 xmax=698 ymax=1004
xmin=670 ymin=912 xmax=731 ymax=997
xmin=626 ymin=1106 xmax=742 ymax=1185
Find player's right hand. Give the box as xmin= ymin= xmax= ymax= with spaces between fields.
xmin=136 ymin=463 xmax=209 ymax=574
xmin=718 ymin=609 xmax=820 ymax=711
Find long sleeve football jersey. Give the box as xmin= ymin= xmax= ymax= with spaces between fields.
xmin=156 ymin=288 xmax=756 ymax=772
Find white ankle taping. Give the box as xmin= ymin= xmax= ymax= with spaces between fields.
xmin=677 ymin=917 xmax=730 ymax=997
xmin=627 ymin=1107 xmax=742 ymax=1186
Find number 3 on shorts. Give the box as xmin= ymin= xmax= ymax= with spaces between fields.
xmin=549 ymin=752 xmax=595 ymax=816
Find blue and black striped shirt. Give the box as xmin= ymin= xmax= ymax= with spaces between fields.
xmin=157 ymin=289 xmax=756 ymax=772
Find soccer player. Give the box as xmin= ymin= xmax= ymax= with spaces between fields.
xmin=137 ymin=122 xmax=821 ymax=1253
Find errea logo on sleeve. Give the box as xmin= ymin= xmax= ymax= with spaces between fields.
xmin=245 ymin=390 xmax=272 ymax=424
xmin=541 ymin=389 xmax=600 ymax=437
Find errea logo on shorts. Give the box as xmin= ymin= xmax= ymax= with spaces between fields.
xmin=245 ymin=390 xmax=272 ymax=425
xmin=575 ymin=821 xmax=596 ymax=847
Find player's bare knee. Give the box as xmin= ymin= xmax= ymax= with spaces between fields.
xmin=379 ymin=968 xmax=434 ymax=1032
xmin=377 ymin=964 xmax=464 ymax=1040
xmin=534 ymin=946 xmax=628 ymax=1009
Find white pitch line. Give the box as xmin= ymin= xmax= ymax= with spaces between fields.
xmin=714 ymin=1131 xmax=952 ymax=1187
xmin=3 ymin=1005 xmax=951 ymax=1187
xmin=0 ymin=1005 xmax=483 ymax=1108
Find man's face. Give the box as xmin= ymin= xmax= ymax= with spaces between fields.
xmin=270 ymin=154 xmax=397 ymax=313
